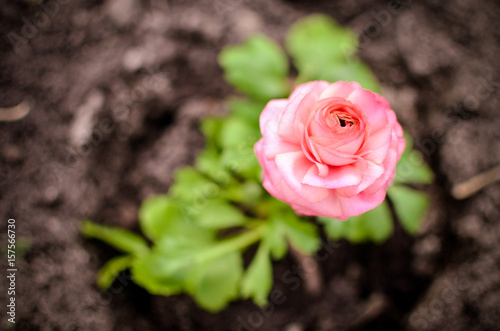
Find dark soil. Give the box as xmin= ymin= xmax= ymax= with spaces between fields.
xmin=1 ymin=0 xmax=500 ymax=330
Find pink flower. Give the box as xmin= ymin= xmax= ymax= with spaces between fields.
xmin=254 ymin=81 xmax=405 ymax=220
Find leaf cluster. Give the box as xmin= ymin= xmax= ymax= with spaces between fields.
xmin=82 ymin=15 xmax=434 ymax=312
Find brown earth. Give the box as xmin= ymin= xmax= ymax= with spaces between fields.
xmin=1 ymin=0 xmax=500 ymax=330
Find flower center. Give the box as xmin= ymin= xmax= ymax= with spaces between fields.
xmin=335 ymin=113 xmax=356 ymax=128
xmin=324 ymin=109 xmax=358 ymax=131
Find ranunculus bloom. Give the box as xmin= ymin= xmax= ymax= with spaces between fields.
xmin=254 ymin=81 xmax=405 ymax=220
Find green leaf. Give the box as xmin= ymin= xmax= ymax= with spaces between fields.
xmin=139 ymin=194 xmax=216 ymax=244
xmin=319 ymin=201 xmax=393 ymax=243
xmin=185 ymin=251 xmax=243 ymax=312
xmin=387 ymin=185 xmax=429 ymax=234
xmin=223 ymin=180 xmax=264 ymax=206
xmin=227 ymin=98 xmax=265 ymax=125
xmin=319 ymin=60 xmax=381 ymax=93
xmin=133 ymin=236 xmax=246 ymax=302
xmin=200 ymin=117 xmax=224 ymax=151
xmin=81 ymin=220 xmax=149 ymax=256
xmin=269 ymin=204 xmax=320 ymax=254
xmin=195 ymin=149 xmax=231 ymax=184
xmin=320 ymin=216 xmax=345 ymax=241
xmin=241 ymin=243 xmax=273 ymax=306
xmin=220 ymin=148 xmax=261 ymax=180
xmin=286 ymin=15 xmax=357 ymax=79
xmin=286 ymin=14 xmax=357 ymax=68
xmin=131 ymin=252 xmax=187 ymax=296
xmin=361 ymin=201 xmax=393 ymax=242
xmin=219 ymin=35 xmax=290 ymax=101
xmin=219 ymin=116 xmax=260 ymax=150
xmin=97 ymin=255 xmax=133 ymax=290
xmin=169 ymin=168 xmax=221 ymax=214
xmin=194 ymin=199 xmax=247 ymax=229
xmin=169 ymin=168 xmax=215 ymax=200
xmin=133 ymin=227 xmax=251 ymax=304
xmin=218 ymin=116 xmax=261 ymax=179
xmin=395 ymin=132 xmax=434 ymax=184
xmin=286 ymin=15 xmax=381 ymax=92
xmin=132 ymin=229 xmax=217 ymax=296
xmin=263 ymin=217 xmax=288 ymax=259
xmin=283 ymin=217 xmax=320 ymax=254
xmin=155 ymin=235 xmax=210 ymax=258
xmin=195 ymin=149 xmax=221 ymax=178
xmin=139 ymin=195 xmax=178 ymax=242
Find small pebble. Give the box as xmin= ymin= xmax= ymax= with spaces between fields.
xmin=44 ymin=186 xmax=60 ymax=203
xmin=2 ymin=144 xmax=23 ymax=163
xmin=284 ymin=323 xmax=304 ymax=331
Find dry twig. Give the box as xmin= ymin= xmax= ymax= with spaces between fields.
xmin=452 ymin=165 xmax=500 ymax=199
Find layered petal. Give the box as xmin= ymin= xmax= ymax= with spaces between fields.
xmin=302 ymin=164 xmax=361 ymax=189
xmin=261 ymin=115 xmax=301 ymax=160
xmin=309 ymin=140 xmax=359 ymax=166
xmin=259 ymin=99 xmax=288 ymax=134
xmin=278 ymin=81 xmax=328 ymax=143
xmin=319 ymin=81 xmax=361 ymax=100
xmin=347 ymin=89 xmax=390 ymax=133
xmin=357 ymin=124 xmax=392 ymax=164
xmin=274 ymin=151 xmax=329 ymax=203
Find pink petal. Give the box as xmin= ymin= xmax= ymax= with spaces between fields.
xmin=357 ymin=125 xmax=392 ymax=164
xmin=300 ymin=122 xmax=322 ymax=164
xmin=295 ymin=189 xmax=387 ymax=220
xmin=385 ymin=110 xmax=405 ymax=156
xmin=315 ymin=162 xmax=329 ymax=177
xmin=319 ymin=81 xmax=361 ymax=100
xmin=278 ymin=82 xmax=327 ymax=143
xmin=336 ymin=159 xmax=385 ymax=197
xmin=255 ymin=140 xmax=287 ymax=200
xmin=363 ymin=131 xmax=401 ymax=195
xmin=289 ymin=80 xmax=330 ymax=100
xmin=259 ymin=99 xmax=288 ymax=134
xmin=374 ymin=93 xmax=390 ymax=109
xmin=347 ymin=89 xmax=389 ymax=133
xmin=335 ymin=189 xmax=387 ymax=219
xmin=310 ymin=140 xmax=359 ymax=166
xmin=261 ymin=117 xmax=301 ymax=160
xmin=274 ymin=151 xmax=329 ymax=203
xmin=302 ymin=164 xmax=361 ymax=189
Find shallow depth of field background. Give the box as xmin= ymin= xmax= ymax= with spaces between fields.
xmin=1 ymin=0 xmax=500 ymax=330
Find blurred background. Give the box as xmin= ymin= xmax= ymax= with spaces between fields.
xmin=1 ymin=0 xmax=500 ymax=330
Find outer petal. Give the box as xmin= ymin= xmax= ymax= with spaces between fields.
xmin=335 ymin=189 xmax=387 ymax=220
xmin=363 ymin=126 xmax=404 ymax=195
xmin=302 ymin=164 xmax=361 ymax=189
xmin=256 ymin=141 xmax=329 ymax=212
xmin=318 ymin=81 xmax=361 ymax=100
xmin=274 ymin=151 xmax=329 ymax=203
xmin=289 ymin=80 xmax=330 ymax=100
xmin=292 ymin=189 xmax=387 ymax=220
xmin=385 ymin=109 xmax=406 ymax=156
xmin=335 ymin=159 xmax=385 ymax=197
xmin=261 ymin=117 xmax=301 ymax=161
xmin=357 ymin=125 xmax=392 ymax=164
xmin=255 ymin=140 xmax=285 ymax=200
xmin=259 ymin=99 xmax=288 ymax=135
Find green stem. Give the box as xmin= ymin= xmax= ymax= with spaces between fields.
xmin=81 ymin=220 xmax=149 ymax=256
xmin=198 ymin=224 xmax=266 ymax=263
